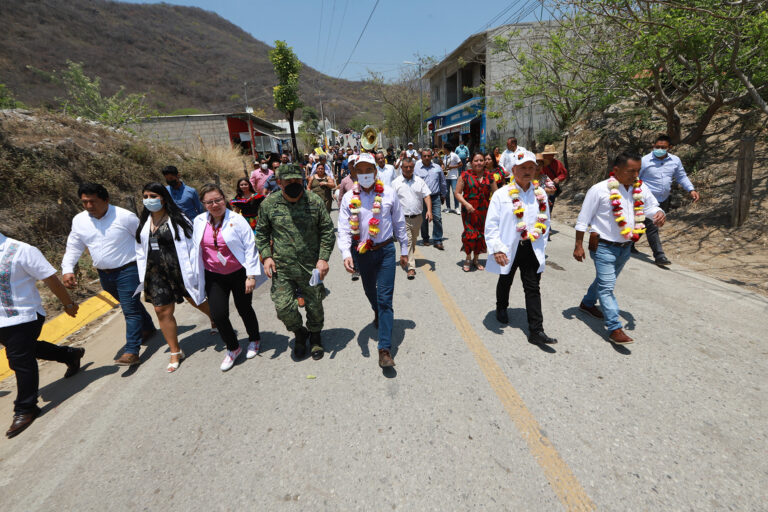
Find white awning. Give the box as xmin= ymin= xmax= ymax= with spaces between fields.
xmin=434 ymin=121 xmax=469 ymax=135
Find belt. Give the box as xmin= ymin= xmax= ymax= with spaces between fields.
xmin=405 ymin=213 xmax=421 ymax=218
xmin=599 ymin=238 xmax=633 ymax=248
xmin=98 ymin=261 xmax=137 ymax=273
xmin=368 ymin=237 xmax=395 ymax=252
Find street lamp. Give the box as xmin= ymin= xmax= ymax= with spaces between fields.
xmin=403 ymin=60 xmax=424 ymax=148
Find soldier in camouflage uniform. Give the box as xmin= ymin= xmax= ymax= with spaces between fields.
xmin=256 ymin=164 xmax=336 ymax=360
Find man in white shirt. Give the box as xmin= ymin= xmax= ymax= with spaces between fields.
xmin=374 ymin=151 xmax=397 ymax=187
xmin=337 ymin=153 xmax=408 ymax=368
xmin=573 ymin=151 xmax=665 ymax=345
xmin=485 ymin=151 xmax=556 ymax=345
xmin=499 ymin=137 xmax=527 ymax=172
xmin=391 ymin=157 xmax=433 ymax=280
xmin=62 ymin=183 xmax=156 ymax=366
xmin=405 ymin=142 xmax=419 ymax=159
xmin=311 ymin=154 xmax=332 ymax=177
xmin=0 ymin=233 xmax=83 ymax=438
xmin=442 ymin=143 xmax=462 ymax=214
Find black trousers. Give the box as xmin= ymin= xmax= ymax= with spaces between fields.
xmin=204 ymin=268 xmax=261 ymax=351
xmin=495 ymin=241 xmax=544 ymax=332
xmin=0 ymin=314 xmax=72 ymax=415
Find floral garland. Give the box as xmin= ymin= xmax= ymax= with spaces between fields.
xmin=349 ymin=179 xmax=385 ymax=254
xmin=607 ymin=172 xmax=646 ymax=241
xmin=509 ymin=179 xmax=549 ymax=241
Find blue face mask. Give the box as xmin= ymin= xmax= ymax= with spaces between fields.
xmin=143 ymin=197 xmax=163 ymax=212
xmin=653 ymin=148 xmax=668 ymax=159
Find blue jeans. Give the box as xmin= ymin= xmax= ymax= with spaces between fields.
xmin=582 ymin=243 xmax=632 ymax=331
xmin=98 ymin=263 xmax=155 ymax=355
xmin=445 ymin=178 xmax=457 ymax=210
xmin=355 ymin=243 xmax=395 ymax=350
xmin=421 ymin=194 xmax=443 ymax=243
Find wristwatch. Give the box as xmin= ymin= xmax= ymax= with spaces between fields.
xmin=246 ymin=275 xmax=256 ymax=280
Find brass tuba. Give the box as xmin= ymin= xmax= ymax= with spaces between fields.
xmin=360 ymin=125 xmax=378 ymax=151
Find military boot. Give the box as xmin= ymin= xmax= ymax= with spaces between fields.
xmin=293 ymin=327 xmax=309 ymax=360
xmin=309 ymin=331 xmax=324 ymax=360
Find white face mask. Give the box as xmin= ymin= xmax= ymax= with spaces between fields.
xmin=261 ymin=164 xmax=268 ymax=170
xmin=357 ymin=173 xmax=375 ymax=188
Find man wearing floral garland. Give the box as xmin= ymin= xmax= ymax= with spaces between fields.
xmin=485 ymin=150 xmax=557 ymax=345
xmin=337 ymin=153 xmax=408 ymax=368
xmin=573 ymin=151 xmax=665 ymax=345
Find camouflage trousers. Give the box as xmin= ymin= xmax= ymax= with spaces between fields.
xmin=270 ymin=267 xmax=324 ymax=332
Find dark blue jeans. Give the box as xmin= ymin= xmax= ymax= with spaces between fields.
xmin=445 ymin=178 xmax=458 ymax=210
xmin=355 ymin=243 xmax=396 ymax=350
xmin=421 ymin=194 xmax=443 ymax=243
xmin=98 ymin=262 xmax=155 ymax=355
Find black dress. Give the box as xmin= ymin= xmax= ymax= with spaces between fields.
xmin=144 ymin=223 xmax=187 ymax=306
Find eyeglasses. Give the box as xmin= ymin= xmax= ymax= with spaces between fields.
xmin=202 ymin=197 xmax=225 ymax=206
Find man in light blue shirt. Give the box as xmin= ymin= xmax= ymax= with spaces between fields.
xmin=414 ymin=149 xmax=447 ymax=249
xmin=163 ymin=166 xmax=204 ymax=221
xmin=638 ymin=134 xmax=700 ymax=266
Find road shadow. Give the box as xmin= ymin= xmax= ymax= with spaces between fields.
xmin=39 ymin=362 xmax=118 ymax=416
xmin=357 ymin=318 xmax=417 ymax=360
xmin=322 ymin=327 xmax=356 ymax=359
xmin=482 ymin=309 xmax=556 ymax=353
xmin=455 ymin=259 xmax=487 ymax=271
xmin=120 ymin=332 xmax=168 ymax=378
xmin=258 ymin=331 xmax=291 ymax=359
xmin=0 ymin=390 xmax=10 ymax=398
xmin=415 ymin=258 xmax=436 ymax=272
xmin=562 ymin=306 xmax=634 ymax=355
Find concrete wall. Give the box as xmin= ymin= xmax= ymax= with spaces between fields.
xmin=128 ymin=117 xmax=230 ymax=150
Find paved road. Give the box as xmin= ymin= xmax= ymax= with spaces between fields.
xmin=1 ymin=210 xmax=766 ymax=511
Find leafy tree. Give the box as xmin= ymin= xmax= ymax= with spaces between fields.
xmin=0 ymin=84 xmax=24 ymax=109
xmin=28 ymin=61 xmax=152 ymax=127
xmin=269 ymin=40 xmax=303 ymax=161
xmin=348 ymin=115 xmax=372 ymax=134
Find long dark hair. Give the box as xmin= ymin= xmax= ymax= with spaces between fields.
xmin=484 ymin=151 xmax=498 ymax=169
xmin=135 ymin=182 xmax=193 ymax=242
xmin=234 ymin=178 xmax=254 ymax=198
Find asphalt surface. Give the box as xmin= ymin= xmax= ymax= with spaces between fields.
xmin=0 ymin=209 xmax=766 ymax=511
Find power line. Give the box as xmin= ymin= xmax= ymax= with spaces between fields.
xmin=475 ymin=1 xmax=524 ymax=34
xmin=321 ymin=0 xmax=337 ymax=72
xmin=336 ymin=0 xmax=380 ymax=78
xmin=330 ymin=0 xmax=349 ymax=66
xmin=315 ymin=0 xmax=325 ymax=65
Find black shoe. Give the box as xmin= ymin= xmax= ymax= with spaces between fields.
xmin=351 ymin=271 xmax=360 ymax=281
xmin=310 ymin=331 xmax=324 ymax=360
xmin=64 ymin=347 xmax=85 ymax=378
xmin=528 ymin=331 xmax=557 ymax=345
xmin=293 ymin=327 xmax=308 ymax=359
xmin=496 ymin=307 xmax=509 ymax=324
xmin=373 ymin=312 xmax=379 ymax=329
xmin=654 ymin=256 xmax=671 ymax=266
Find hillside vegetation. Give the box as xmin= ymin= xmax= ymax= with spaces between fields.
xmin=0 ymin=0 xmax=382 ymax=125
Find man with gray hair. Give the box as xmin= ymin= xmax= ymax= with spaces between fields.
xmin=375 ymin=151 xmax=396 ymax=187
xmin=414 ymin=148 xmax=447 ymax=250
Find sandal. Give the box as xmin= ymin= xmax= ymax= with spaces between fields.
xmin=210 ymin=322 xmax=218 ymax=335
xmin=167 ymin=351 xmax=185 ymax=373
xmin=462 ymin=261 xmax=471 ymax=272
xmin=474 ymin=261 xmax=485 ymax=271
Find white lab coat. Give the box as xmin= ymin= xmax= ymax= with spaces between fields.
xmin=484 ymin=184 xmax=549 ymax=275
xmin=136 ymin=217 xmax=205 ymax=305
xmin=192 ymin=209 xmax=262 ymax=291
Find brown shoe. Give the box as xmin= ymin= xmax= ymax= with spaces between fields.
xmin=434 ymin=243 xmax=444 ymax=250
xmin=422 ymin=240 xmax=431 ymax=246
xmin=579 ymin=302 xmax=604 ymax=319
xmin=378 ymin=349 xmax=395 ymax=367
xmin=6 ymin=411 xmax=39 ymax=438
xmin=114 ymin=353 xmax=141 ymax=366
xmin=609 ymin=328 xmax=634 ymax=345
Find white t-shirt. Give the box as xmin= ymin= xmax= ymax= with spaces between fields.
xmin=391 ymin=175 xmax=432 ymax=215
xmin=61 ymin=205 xmax=139 ymax=274
xmin=499 ymin=146 xmax=527 ymax=172
xmin=444 ymin=152 xmax=462 ymax=180
xmin=0 ymin=235 xmax=57 ymax=327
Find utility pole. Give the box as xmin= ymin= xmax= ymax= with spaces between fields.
xmin=243 ymin=81 xmax=249 ymax=111
xmin=404 ymin=60 xmax=425 ymax=148
xmin=319 ymin=97 xmax=326 ymax=150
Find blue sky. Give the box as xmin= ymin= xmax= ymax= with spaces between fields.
xmin=120 ymin=0 xmax=544 ymax=81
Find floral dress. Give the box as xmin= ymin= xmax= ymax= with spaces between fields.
xmin=230 ymin=194 xmax=265 ymax=236
xmin=459 ymin=170 xmax=493 ymax=254
xmin=144 ymin=223 xmax=187 ymax=306
xmin=491 ymin=167 xmax=509 ymax=188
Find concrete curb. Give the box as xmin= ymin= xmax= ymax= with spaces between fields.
xmin=0 ymin=291 xmax=118 ymax=382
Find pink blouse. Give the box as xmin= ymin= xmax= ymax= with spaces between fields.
xmin=201 ymin=221 xmax=243 ymax=274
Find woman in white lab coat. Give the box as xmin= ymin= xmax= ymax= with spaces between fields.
xmin=135 ymin=182 xmax=213 ymax=373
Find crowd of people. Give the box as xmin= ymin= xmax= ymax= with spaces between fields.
xmin=0 ymin=133 xmax=698 ymax=438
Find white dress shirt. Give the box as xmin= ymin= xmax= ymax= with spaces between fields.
xmin=376 ymin=164 xmax=397 ymax=187
xmin=391 ymin=175 xmax=432 ymax=216
xmin=444 ymin=152 xmax=462 ymax=180
xmin=575 ymin=179 xmax=662 ymax=243
xmin=337 ymin=186 xmax=408 ymax=260
xmin=484 ymin=184 xmax=549 ymax=275
xmin=499 ymin=146 xmax=528 ymax=172
xmin=0 ymin=235 xmax=57 ymax=327
xmin=62 ymin=205 xmax=139 ymax=274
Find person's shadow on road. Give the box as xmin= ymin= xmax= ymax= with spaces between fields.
xmin=357 ymin=318 xmax=416 ymax=374
xmin=482 ymin=309 xmax=556 ymax=353
xmin=561 ymin=307 xmax=635 ymax=354
xmin=321 ymin=327 xmax=356 ymax=359
xmin=39 ymin=362 xmax=118 ymax=416
xmin=120 ymin=329 xmax=175 ymax=377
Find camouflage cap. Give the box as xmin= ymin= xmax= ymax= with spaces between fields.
xmin=277 ymin=163 xmax=303 ymax=180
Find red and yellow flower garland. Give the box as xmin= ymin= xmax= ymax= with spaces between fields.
xmin=509 ymin=179 xmax=549 ymax=241
xmin=349 ymin=179 xmax=385 ymax=254
xmin=607 ymin=172 xmax=646 ymax=241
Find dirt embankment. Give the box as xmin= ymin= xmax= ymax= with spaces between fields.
xmin=548 ymin=102 xmax=768 ymax=295
xmin=0 ymin=109 xmax=245 ymax=311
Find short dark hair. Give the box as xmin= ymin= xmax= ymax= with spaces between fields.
xmin=508 ymin=137 xmax=517 ymax=144
xmin=77 ymin=182 xmax=109 ymax=200
xmin=162 ymin=165 xmax=179 ymax=176
xmin=654 ymin=134 xmax=672 ymax=144
xmin=613 ymin=151 xmax=643 ymax=168
xmin=444 ymin=143 xmax=453 ymax=152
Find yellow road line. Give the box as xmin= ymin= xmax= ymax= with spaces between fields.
xmin=417 ymin=249 xmax=596 ymax=511
xmin=0 ymin=291 xmax=118 ymax=382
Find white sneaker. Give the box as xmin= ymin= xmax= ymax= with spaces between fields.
xmin=220 ymin=347 xmax=242 ymax=371
xmin=246 ymin=341 xmax=260 ymax=359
